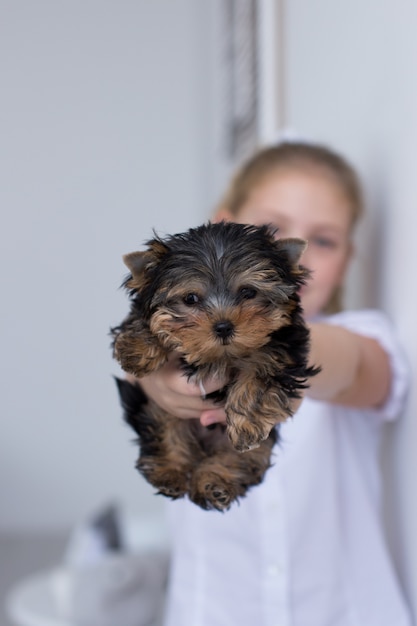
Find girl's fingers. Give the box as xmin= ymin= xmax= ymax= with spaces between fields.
xmin=134 ymin=352 xmax=226 ymax=420
xmin=164 ymin=354 xmax=226 ymax=398
xmin=199 ymin=408 xmax=227 ymax=427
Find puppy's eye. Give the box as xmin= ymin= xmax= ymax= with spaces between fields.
xmin=239 ymin=287 xmax=257 ymax=300
xmin=183 ymin=293 xmax=200 ymax=305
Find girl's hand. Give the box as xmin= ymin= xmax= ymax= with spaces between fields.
xmin=129 ymin=353 xmax=227 ymax=427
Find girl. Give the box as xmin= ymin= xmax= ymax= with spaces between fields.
xmin=137 ymin=142 xmax=412 ymax=626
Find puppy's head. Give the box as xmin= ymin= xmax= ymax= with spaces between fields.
xmin=123 ymin=222 xmax=308 ymax=364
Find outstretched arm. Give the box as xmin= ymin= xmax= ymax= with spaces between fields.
xmin=132 ymin=323 xmax=391 ymax=426
xmin=306 ymin=323 xmax=391 ymax=408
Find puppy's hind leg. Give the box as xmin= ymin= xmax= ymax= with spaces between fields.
xmin=189 ymin=425 xmax=278 ymax=511
xmin=115 ymin=378 xmax=201 ymax=500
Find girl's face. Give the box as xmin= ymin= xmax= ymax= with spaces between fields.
xmin=223 ymin=169 xmax=353 ymax=319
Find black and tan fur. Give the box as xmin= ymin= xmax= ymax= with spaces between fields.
xmin=111 ymin=221 xmax=319 ymax=511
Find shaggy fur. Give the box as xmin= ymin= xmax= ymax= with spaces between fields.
xmin=111 ymin=221 xmax=319 ymax=511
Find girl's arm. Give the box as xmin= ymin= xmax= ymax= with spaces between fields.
xmin=306 ymin=323 xmax=391 ymax=408
xmin=132 ymin=323 xmax=391 ymax=426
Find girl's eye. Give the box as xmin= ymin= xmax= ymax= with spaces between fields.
xmin=183 ymin=293 xmax=200 ymax=305
xmin=239 ymin=287 xmax=257 ymax=300
xmin=312 ymin=236 xmax=337 ymax=249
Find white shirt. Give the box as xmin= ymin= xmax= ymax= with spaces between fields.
xmin=163 ymin=310 xmax=412 ymax=626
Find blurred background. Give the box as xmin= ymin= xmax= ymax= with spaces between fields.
xmin=1 ymin=1 xmax=416 ymax=624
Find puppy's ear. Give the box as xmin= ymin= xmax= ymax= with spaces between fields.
xmin=276 ymin=237 xmax=307 ymax=267
xmin=123 ymin=250 xmax=147 ymax=276
xmin=123 ymin=239 xmax=169 ymax=290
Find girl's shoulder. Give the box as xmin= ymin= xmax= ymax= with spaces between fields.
xmin=320 ymin=308 xmax=396 ymax=336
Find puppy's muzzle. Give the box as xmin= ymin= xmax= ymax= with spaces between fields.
xmin=213 ymin=320 xmax=235 ymax=341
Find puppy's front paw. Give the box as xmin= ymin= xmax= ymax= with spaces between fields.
xmin=226 ymin=412 xmax=271 ymax=452
xmin=114 ymin=331 xmax=168 ymax=376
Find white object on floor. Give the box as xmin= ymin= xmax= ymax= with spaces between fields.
xmin=6 ymin=514 xmax=170 ymax=626
xmin=7 ymin=552 xmax=169 ymax=626
xmin=7 ymin=568 xmax=71 ymax=626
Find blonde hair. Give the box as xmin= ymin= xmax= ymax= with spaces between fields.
xmin=217 ymin=142 xmax=364 ymax=313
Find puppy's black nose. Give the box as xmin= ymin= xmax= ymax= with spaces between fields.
xmin=214 ymin=320 xmax=234 ymax=339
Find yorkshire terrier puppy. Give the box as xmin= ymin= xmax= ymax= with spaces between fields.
xmin=111 ymin=221 xmax=319 ymax=511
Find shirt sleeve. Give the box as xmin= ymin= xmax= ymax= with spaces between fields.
xmin=323 ymin=309 xmax=410 ymax=422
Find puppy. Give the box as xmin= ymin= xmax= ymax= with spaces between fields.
xmin=111 ymin=221 xmax=319 ymax=510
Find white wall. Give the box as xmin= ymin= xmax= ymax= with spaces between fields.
xmin=0 ymin=0 xmax=213 ymax=531
xmin=285 ymin=0 xmax=417 ymax=614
